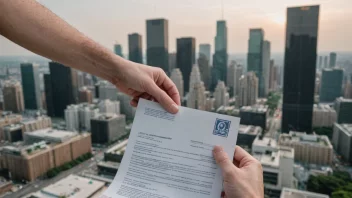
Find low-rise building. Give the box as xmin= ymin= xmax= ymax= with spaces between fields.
xmin=332 ymin=123 xmax=352 ymax=162
xmin=216 ymin=105 xmax=240 ymax=117
xmin=3 ymin=124 xmax=23 ymax=142
xmin=240 ymin=105 xmax=268 ymax=130
xmin=335 ymin=97 xmax=352 ymax=124
xmin=21 ymin=115 xmax=52 ymax=132
xmin=252 ymin=136 xmax=278 ymax=155
xmin=237 ymin=125 xmax=262 ymax=149
xmin=0 ymin=113 xmax=22 ymax=140
xmin=97 ymin=161 xmax=120 ymax=176
xmin=104 ymin=139 xmax=128 ymax=163
xmin=280 ymin=188 xmax=329 ymax=198
xmin=312 ymin=104 xmax=337 ymax=127
xmin=278 ymin=131 xmax=333 ymax=165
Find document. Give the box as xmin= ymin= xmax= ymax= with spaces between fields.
xmin=101 ymin=99 xmax=240 ymax=198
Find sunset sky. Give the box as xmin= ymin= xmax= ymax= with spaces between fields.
xmin=0 ymin=0 xmax=351 ymax=56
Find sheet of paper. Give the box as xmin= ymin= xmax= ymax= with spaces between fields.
xmin=101 ymin=99 xmax=240 ymax=198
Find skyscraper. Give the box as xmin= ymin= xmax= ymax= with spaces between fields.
xmin=170 ymin=68 xmax=184 ymax=99
xmin=128 ymin=33 xmax=143 ymax=64
xmin=44 ymin=74 xmax=54 ymax=116
xmin=168 ymin=53 xmax=177 ymax=72
xmin=320 ymin=68 xmax=344 ymax=102
xmin=329 ymin=52 xmax=337 ymax=68
xmin=227 ymin=61 xmax=236 ymax=97
xmin=146 ymin=19 xmax=169 ymax=73
xmin=282 ymin=5 xmax=319 ymax=133
xmin=197 ymin=53 xmax=211 ymax=91
xmin=323 ymin=56 xmax=328 ymax=68
xmin=3 ymin=81 xmax=25 ymax=113
xmin=177 ymin=37 xmax=196 ymax=93
xmin=214 ymin=81 xmax=229 ymax=109
xmin=114 ymin=43 xmax=123 ymax=57
xmin=262 ymin=40 xmax=271 ymax=96
xmin=269 ymin=60 xmax=278 ymax=92
xmin=237 ymin=72 xmax=258 ymax=107
xmin=187 ymin=65 xmax=206 ymax=110
xmin=20 ymin=63 xmax=41 ymax=110
xmin=199 ymin=44 xmax=211 ymax=62
xmin=212 ymin=20 xmax=228 ymax=91
xmin=234 ymin=65 xmax=244 ymax=96
xmin=46 ymin=62 xmax=78 ymax=117
xmin=79 ymin=87 xmax=93 ymax=104
xmin=247 ymin=28 xmax=265 ymax=97
xmin=335 ymin=97 xmax=352 ymax=124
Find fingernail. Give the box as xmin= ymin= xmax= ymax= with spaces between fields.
xmin=213 ymin=145 xmax=222 ymax=153
xmin=170 ymin=104 xmax=179 ymax=113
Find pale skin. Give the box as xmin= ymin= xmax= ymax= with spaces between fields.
xmin=0 ymin=1 xmax=264 ymax=197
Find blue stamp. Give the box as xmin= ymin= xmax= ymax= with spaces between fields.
xmin=213 ymin=119 xmax=231 ymax=137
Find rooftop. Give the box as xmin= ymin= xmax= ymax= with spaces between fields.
xmin=239 ymin=125 xmax=262 ymax=135
xmin=3 ymin=124 xmax=22 ymax=131
xmin=279 ymin=131 xmax=332 ymax=147
xmin=280 ymin=187 xmax=329 ymax=198
xmin=106 ymin=139 xmax=128 ymax=155
xmin=93 ymin=113 xmax=124 ymax=121
xmin=336 ymin=97 xmax=352 ymax=103
xmin=240 ymin=105 xmax=268 ymax=113
xmin=253 ymin=136 xmax=277 ymax=148
xmin=26 ymin=174 xmax=105 ymax=198
xmin=313 ymin=104 xmax=335 ymax=112
xmin=253 ymin=147 xmax=294 ymax=168
xmin=97 ymin=161 xmax=120 ymax=170
xmin=24 ymin=128 xmax=78 ymax=143
xmin=335 ymin=123 xmax=352 ymax=135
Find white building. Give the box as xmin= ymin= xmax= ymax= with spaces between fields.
xmin=65 ymin=103 xmax=99 ymax=131
xmin=312 ymin=104 xmax=337 ymax=127
xmin=187 ymin=65 xmax=207 ymax=110
xmin=280 ymin=188 xmax=329 ymax=198
xmin=237 ymin=72 xmax=258 ymax=107
xmin=189 ymin=64 xmax=202 ymax=91
xmin=79 ymin=105 xmax=99 ymax=131
xmin=98 ymin=99 xmax=120 ymax=115
xmin=234 ymin=65 xmax=243 ymax=96
xmin=205 ymin=98 xmax=215 ymax=112
xmin=98 ymin=80 xmax=118 ymax=100
xmin=170 ymin=68 xmax=184 ymax=99
xmin=64 ymin=105 xmax=79 ymax=131
xmin=214 ymin=81 xmax=229 ymax=109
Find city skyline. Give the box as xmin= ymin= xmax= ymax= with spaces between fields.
xmin=0 ymin=0 xmax=351 ymax=56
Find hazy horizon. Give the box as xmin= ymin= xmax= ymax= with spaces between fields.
xmin=1 ymin=0 xmax=351 ymax=56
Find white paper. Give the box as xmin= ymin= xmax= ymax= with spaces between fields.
xmin=100 ymin=99 xmax=240 ymax=198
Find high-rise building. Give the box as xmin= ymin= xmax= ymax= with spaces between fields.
xmin=212 ymin=20 xmax=228 ymax=91
xmin=247 ymin=28 xmax=264 ymax=97
xmin=46 ymin=62 xmax=78 ymax=117
xmin=318 ymin=55 xmax=323 ymax=69
xmin=79 ymin=87 xmax=93 ymax=104
xmin=199 ymin=44 xmax=211 ymax=62
xmin=128 ymin=33 xmax=143 ymax=64
xmin=282 ymin=5 xmax=319 ymax=133
xmin=197 ymin=54 xmax=211 ymax=90
xmin=320 ymin=68 xmax=344 ymax=102
xmin=313 ymin=104 xmax=337 ymax=127
xmin=214 ymin=81 xmax=229 ymax=109
xmin=240 ymin=105 xmax=268 ymax=130
xmin=21 ymin=115 xmax=52 ymax=132
xmin=98 ymin=100 xmax=120 ymax=115
xmin=234 ymin=65 xmax=243 ymax=96
xmin=269 ymin=60 xmax=278 ymax=92
xmin=114 ymin=43 xmax=123 ymax=57
xmin=323 ymin=56 xmax=328 ymax=68
xmin=65 ymin=105 xmax=79 ymax=131
xmin=20 ymin=63 xmax=41 ymax=110
xmin=3 ymin=124 xmax=23 ymax=142
xmin=177 ymin=37 xmax=196 ymax=93
xmin=98 ymin=81 xmax=118 ymax=101
xmin=117 ymin=93 xmax=136 ymax=120
xmin=344 ymin=80 xmax=352 ymax=99
xmin=3 ymin=80 xmax=25 ymax=113
xmin=187 ymin=65 xmax=206 ymax=110
xmin=91 ymin=114 xmax=126 ymax=144
xmin=44 ymin=74 xmax=54 ymax=116
xmin=335 ymin=97 xmax=352 ymax=124
xmin=168 ymin=53 xmax=177 ymax=72
xmin=329 ymin=52 xmax=337 ymax=68
xmin=79 ymin=105 xmax=99 ymax=131
xmin=332 ymin=123 xmax=352 ymax=163
xmin=237 ymin=72 xmax=258 ymax=107
xmin=262 ymin=40 xmax=271 ymax=96
xmin=170 ymin=68 xmax=184 ymax=99
xmin=146 ymin=19 xmax=169 ymax=73
xmin=227 ymin=61 xmax=236 ymax=97
xmin=237 ymin=125 xmax=262 ymax=149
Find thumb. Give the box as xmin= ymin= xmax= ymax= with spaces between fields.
xmin=213 ymin=146 xmax=236 ymax=182
xmin=146 ymin=83 xmax=179 ymax=114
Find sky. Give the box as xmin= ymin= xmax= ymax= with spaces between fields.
xmin=0 ymin=0 xmax=351 ymax=56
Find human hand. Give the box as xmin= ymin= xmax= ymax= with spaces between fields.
xmin=213 ymin=146 xmax=264 ymax=198
xmin=112 ymin=59 xmax=180 ymax=113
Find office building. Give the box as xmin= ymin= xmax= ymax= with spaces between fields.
xmin=98 ymin=81 xmax=118 ymax=101
xmin=234 ymin=65 xmax=243 ymax=96
xmin=237 ymin=72 xmax=258 ymax=107
xmin=323 ymin=56 xmax=328 ymax=68
xmin=197 ymin=52 xmax=211 ymax=90
xmin=21 ymin=115 xmax=52 ymax=132
xmin=320 ymin=68 xmax=344 ymax=102
xmin=43 ymin=74 xmax=54 ymax=115
xmin=262 ymin=40 xmax=271 ymax=96
xmin=2 ymin=80 xmax=24 ymax=113
xmin=128 ymin=33 xmax=143 ymax=64
xmin=114 ymin=43 xmax=123 ymax=57
xmin=329 ymin=52 xmax=337 ymax=68
xmin=312 ymin=104 xmax=337 ymax=127
xmin=280 ymin=188 xmax=329 ymax=198
xmin=77 ymin=71 xmax=85 ymax=88
xmin=282 ymin=5 xmax=319 ymax=133
xmin=170 ymin=68 xmax=184 ymax=99
xmin=146 ymin=19 xmax=169 ymax=73
xmin=98 ymin=161 xmax=120 ymax=176
xmin=104 ymin=139 xmax=128 ymax=163
xmin=98 ymin=99 xmax=120 ymax=115
xmin=332 ymin=123 xmax=352 ymax=162
xmin=117 ymin=93 xmax=135 ymax=120
xmin=237 ymin=125 xmax=262 ymax=149
xmin=318 ymin=55 xmax=323 ymax=69
xmin=199 ymin=44 xmax=211 ymax=62
xmin=247 ymin=29 xmax=264 ymax=97
xmin=240 ymin=105 xmax=268 ymax=130
xmin=168 ymin=53 xmax=177 ymax=72
xmin=79 ymin=87 xmax=93 ymax=103
xmin=46 ymin=62 xmax=78 ymax=117
xmin=269 ymin=60 xmax=278 ymax=92
xmin=20 ymin=63 xmax=41 ymax=110
xmin=65 ymin=105 xmax=79 ymax=131
xmin=0 ymin=131 xmax=91 ymax=181
xmin=214 ymin=81 xmax=229 ymax=109
xmin=278 ymin=131 xmax=333 ymax=165
xmin=187 ymin=65 xmax=207 ymax=110
xmin=212 ymin=20 xmax=228 ymax=90
xmin=345 ymin=80 xmax=352 ymax=99
xmin=227 ymin=61 xmax=236 ymax=97
xmin=0 ymin=113 xmax=22 ymax=140
xmin=3 ymin=124 xmax=23 ymax=142
xmin=177 ymin=37 xmax=196 ymax=93
xmin=216 ymin=105 xmax=240 ymax=117
xmin=335 ymin=97 xmax=352 ymax=124
xmin=26 ymin=174 xmax=105 ymax=198
xmin=91 ymin=114 xmax=126 ymax=144
xmin=64 ymin=103 xmax=99 ymax=132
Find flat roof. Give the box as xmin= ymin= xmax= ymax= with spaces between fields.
xmin=335 ymin=123 xmax=352 ymax=135
xmin=25 ymin=128 xmax=78 ymax=143
xmin=336 ymin=97 xmax=352 ymax=102
xmin=253 ymin=136 xmax=277 ymax=148
xmin=98 ymin=161 xmax=120 ymax=170
xmin=106 ymin=139 xmax=128 ymax=154
xmin=93 ymin=113 xmax=125 ymax=121
xmin=239 ymin=125 xmax=262 ymax=135
xmin=240 ymin=105 xmax=268 ymax=113
xmin=280 ymin=187 xmax=329 ymax=198
xmin=254 ymin=148 xmax=294 ymax=168
xmin=279 ymin=132 xmax=332 ymax=147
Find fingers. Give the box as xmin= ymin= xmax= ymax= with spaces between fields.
xmin=213 ymin=146 xmax=236 ymax=182
xmin=145 ymin=82 xmax=179 ymax=114
xmin=161 ymin=75 xmax=181 ymax=106
xmin=233 ymin=146 xmax=257 ymax=168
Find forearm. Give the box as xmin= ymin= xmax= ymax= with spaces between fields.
xmin=0 ymin=0 xmax=125 ymax=82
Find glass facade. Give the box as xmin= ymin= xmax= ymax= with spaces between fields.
xmin=320 ymin=68 xmax=343 ymax=102
xmin=128 ymin=33 xmax=143 ymax=64
xmin=176 ymin=38 xmax=196 ymax=93
xmin=20 ymin=63 xmax=41 ymax=109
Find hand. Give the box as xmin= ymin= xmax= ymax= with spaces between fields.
xmin=113 ymin=60 xmax=181 ymax=113
xmin=213 ymin=146 xmax=264 ymax=198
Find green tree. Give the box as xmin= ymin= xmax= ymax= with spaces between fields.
xmin=332 ymin=191 xmax=352 ymax=198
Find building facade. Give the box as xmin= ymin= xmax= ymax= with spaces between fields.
xmin=212 ymin=20 xmax=228 ymax=91
xmin=329 ymin=52 xmax=337 ymax=68
xmin=237 ymin=72 xmax=258 ymax=107
xmin=176 ymin=37 xmax=196 ymax=93
xmin=335 ymin=97 xmax=352 ymax=124
xmin=214 ymin=81 xmax=229 ymax=109
xmin=320 ymin=68 xmax=344 ymax=102
xmin=333 ymin=123 xmax=352 ymax=162
xmin=170 ymin=68 xmax=184 ymax=99
xmin=128 ymin=33 xmax=143 ymax=64
xmin=312 ymin=104 xmax=337 ymax=127
xmin=20 ymin=63 xmax=41 ymax=110
xmin=91 ymin=114 xmax=126 ymax=144
xmin=78 ymin=87 xmax=93 ymax=104
xmin=3 ymin=80 xmax=24 ymax=113
xmin=240 ymin=105 xmax=268 ymax=130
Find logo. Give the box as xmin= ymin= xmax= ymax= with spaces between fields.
xmin=213 ymin=118 xmax=231 ymax=137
